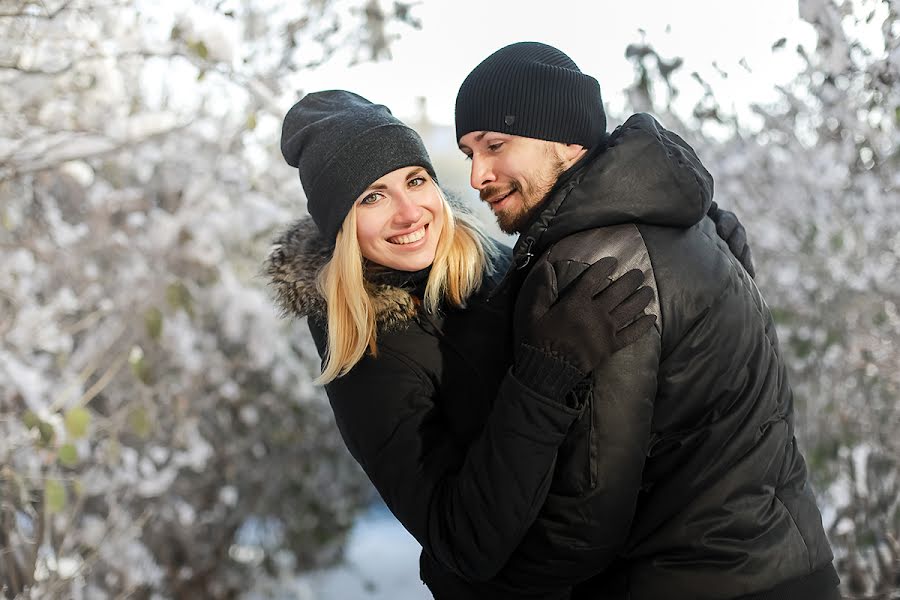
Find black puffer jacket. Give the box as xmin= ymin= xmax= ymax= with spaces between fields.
xmin=488 ymin=113 xmax=838 ymax=600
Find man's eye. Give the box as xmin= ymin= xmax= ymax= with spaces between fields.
xmin=488 ymin=143 xmax=503 ymax=152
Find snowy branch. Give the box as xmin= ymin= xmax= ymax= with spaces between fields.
xmin=0 ymin=0 xmax=73 ymax=19
xmin=0 ymin=122 xmax=193 ymax=181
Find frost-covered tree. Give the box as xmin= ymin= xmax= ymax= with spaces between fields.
xmin=0 ymin=1 xmax=418 ymax=598
xmin=624 ymin=0 xmax=899 ymax=597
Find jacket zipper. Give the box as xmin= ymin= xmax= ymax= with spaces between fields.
xmin=516 ymin=236 xmax=536 ymax=270
xmin=487 ymin=236 xmax=537 ymax=302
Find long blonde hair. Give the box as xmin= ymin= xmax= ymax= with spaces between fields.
xmin=315 ymin=187 xmax=496 ymax=384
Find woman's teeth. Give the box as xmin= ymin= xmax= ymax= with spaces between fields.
xmin=388 ymin=226 xmax=426 ymax=245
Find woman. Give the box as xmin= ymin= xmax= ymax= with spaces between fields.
xmin=265 ymin=90 xmax=656 ymax=599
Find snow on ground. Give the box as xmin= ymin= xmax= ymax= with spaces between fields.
xmin=244 ymin=502 xmax=432 ymax=600
xmin=305 ymin=503 xmax=431 ymax=600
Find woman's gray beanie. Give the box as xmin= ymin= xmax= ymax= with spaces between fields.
xmin=281 ymin=90 xmax=436 ymax=241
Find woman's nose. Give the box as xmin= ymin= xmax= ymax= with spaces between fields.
xmin=394 ymin=192 xmax=423 ymax=223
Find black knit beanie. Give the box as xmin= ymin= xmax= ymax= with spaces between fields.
xmin=281 ymin=90 xmax=436 ymax=241
xmin=455 ymin=42 xmax=606 ymax=147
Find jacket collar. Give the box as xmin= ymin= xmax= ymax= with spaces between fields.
xmin=495 ymin=113 xmax=714 ymax=292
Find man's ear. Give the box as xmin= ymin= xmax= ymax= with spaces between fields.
xmin=560 ymin=143 xmax=587 ymax=166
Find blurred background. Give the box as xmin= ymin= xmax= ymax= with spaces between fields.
xmin=0 ymin=0 xmax=897 ymax=598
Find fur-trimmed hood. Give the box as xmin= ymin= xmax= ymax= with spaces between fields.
xmin=263 ymin=216 xmax=419 ymax=329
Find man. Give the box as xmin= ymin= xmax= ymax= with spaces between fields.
xmin=451 ymin=42 xmax=839 ymax=600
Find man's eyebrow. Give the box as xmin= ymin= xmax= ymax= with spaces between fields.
xmin=458 ymin=131 xmax=487 ymax=151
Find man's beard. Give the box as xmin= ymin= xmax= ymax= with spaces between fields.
xmin=481 ymin=157 xmax=567 ymax=234
xmin=487 ymin=180 xmax=543 ymax=234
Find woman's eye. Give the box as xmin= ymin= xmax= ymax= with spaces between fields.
xmin=408 ymin=177 xmax=425 ymax=187
xmin=359 ymin=193 xmax=380 ymax=205
xmin=488 ymin=142 xmax=503 ymax=152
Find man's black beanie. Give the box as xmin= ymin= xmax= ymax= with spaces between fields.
xmin=455 ymin=42 xmax=606 ymax=147
xmin=281 ymin=90 xmax=436 ymax=241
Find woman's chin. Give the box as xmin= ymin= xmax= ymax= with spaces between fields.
xmin=394 ymin=255 xmax=435 ymax=272
xmin=379 ymin=247 xmax=436 ymax=272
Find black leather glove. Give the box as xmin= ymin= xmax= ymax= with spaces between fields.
xmin=513 ymin=257 xmax=657 ymax=401
xmin=708 ymin=201 xmax=755 ymax=278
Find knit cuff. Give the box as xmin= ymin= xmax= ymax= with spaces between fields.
xmin=514 ymin=343 xmax=586 ymax=403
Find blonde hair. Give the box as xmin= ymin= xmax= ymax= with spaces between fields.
xmin=315 ymin=187 xmax=496 ymax=384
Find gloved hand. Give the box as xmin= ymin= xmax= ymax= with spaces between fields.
xmin=708 ymin=201 xmax=755 ymax=278
xmin=513 ymin=257 xmax=657 ymax=401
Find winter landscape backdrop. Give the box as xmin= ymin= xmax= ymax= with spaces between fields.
xmin=1 ymin=0 xmax=898 ymax=598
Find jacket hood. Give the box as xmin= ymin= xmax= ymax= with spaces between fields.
xmin=516 ymin=113 xmax=714 ymax=265
xmin=263 ymin=216 xmax=419 ymax=329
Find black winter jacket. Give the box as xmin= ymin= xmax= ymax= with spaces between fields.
xmin=488 ymin=113 xmax=839 ymax=600
xmin=266 ymin=218 xmax=590 ymax=599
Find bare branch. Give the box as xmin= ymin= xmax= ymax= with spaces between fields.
xmin=50 ymin=323 xmax=128 ymax=413
xmin=0 ymin=0 xmax=73 ymax=19
xmin=0 ymin=48 xmax=190 ymax=76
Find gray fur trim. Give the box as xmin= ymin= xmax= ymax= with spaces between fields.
xmin=263 ymin=216 xmax=418 ymax=329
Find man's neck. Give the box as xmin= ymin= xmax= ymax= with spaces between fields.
xmin=550 ymin=140 xmax=606 ymax=198
xmin=513 ymin=139 xmax=609 ymax=236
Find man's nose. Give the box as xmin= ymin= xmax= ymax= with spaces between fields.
xmin=470 ymin=156 xmax=495 ymax=190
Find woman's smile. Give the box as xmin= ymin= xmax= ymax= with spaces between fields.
xmin=387 ymin=224 xmax=428 ymax=246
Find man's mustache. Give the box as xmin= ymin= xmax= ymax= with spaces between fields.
xmin=480 ymin=181 xmax=521 ymax=203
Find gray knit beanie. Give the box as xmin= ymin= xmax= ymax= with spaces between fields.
xmin=281 ymin=90 xmax=436 ymax=241
xmin=455 ymin=42 xmax=606 ymax=147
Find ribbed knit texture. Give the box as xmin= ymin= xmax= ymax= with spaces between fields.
xmin=514 ymin=342 xmax=586 ymax=405
xmin=281 ymin=90 xmax=436 ymax=241
xmin=455 ymin=42 xmax=606 ymax=147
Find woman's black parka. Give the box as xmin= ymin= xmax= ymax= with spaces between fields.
xmin=266 ymin=219 xmax=586 ymax=598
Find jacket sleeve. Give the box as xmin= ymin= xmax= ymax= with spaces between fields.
xmin=307 ymin=318 xmax=582 ymax=582
xmin=495 ymin=332 xmax=660 ymax=591
xmin=489 ymin=224 xmax=662 ymax=591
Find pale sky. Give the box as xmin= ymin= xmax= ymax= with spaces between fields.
xmin=295 ymin=0 xmax=818 ymax=126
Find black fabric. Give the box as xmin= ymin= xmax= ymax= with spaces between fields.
xmin=734 ymin=563 xmax=841 ymax=600
xmin=280 ymin=90 xmax=436 ymax=241
xmin=305 ymin=248 xmax=591 ymax=598
xmin=513 ymin=257 xmax=656 ymax=398
xmin=707 ymin=200 xmax=756 ymax=278
xmin=455 ymin=42 xmax=606 ymax=147
xmin=365 ymin=262 xmax=431 ymax=293
xmin=469 ymin=113 xmax=837 ymax=600
xmin=513 ymin=342 xmax=586 ymax=406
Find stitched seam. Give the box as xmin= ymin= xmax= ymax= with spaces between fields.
xmin=632 ymin=226 xmax=663 ymax=335
xmin=774 ymin=491 xmax=813 ymax=572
